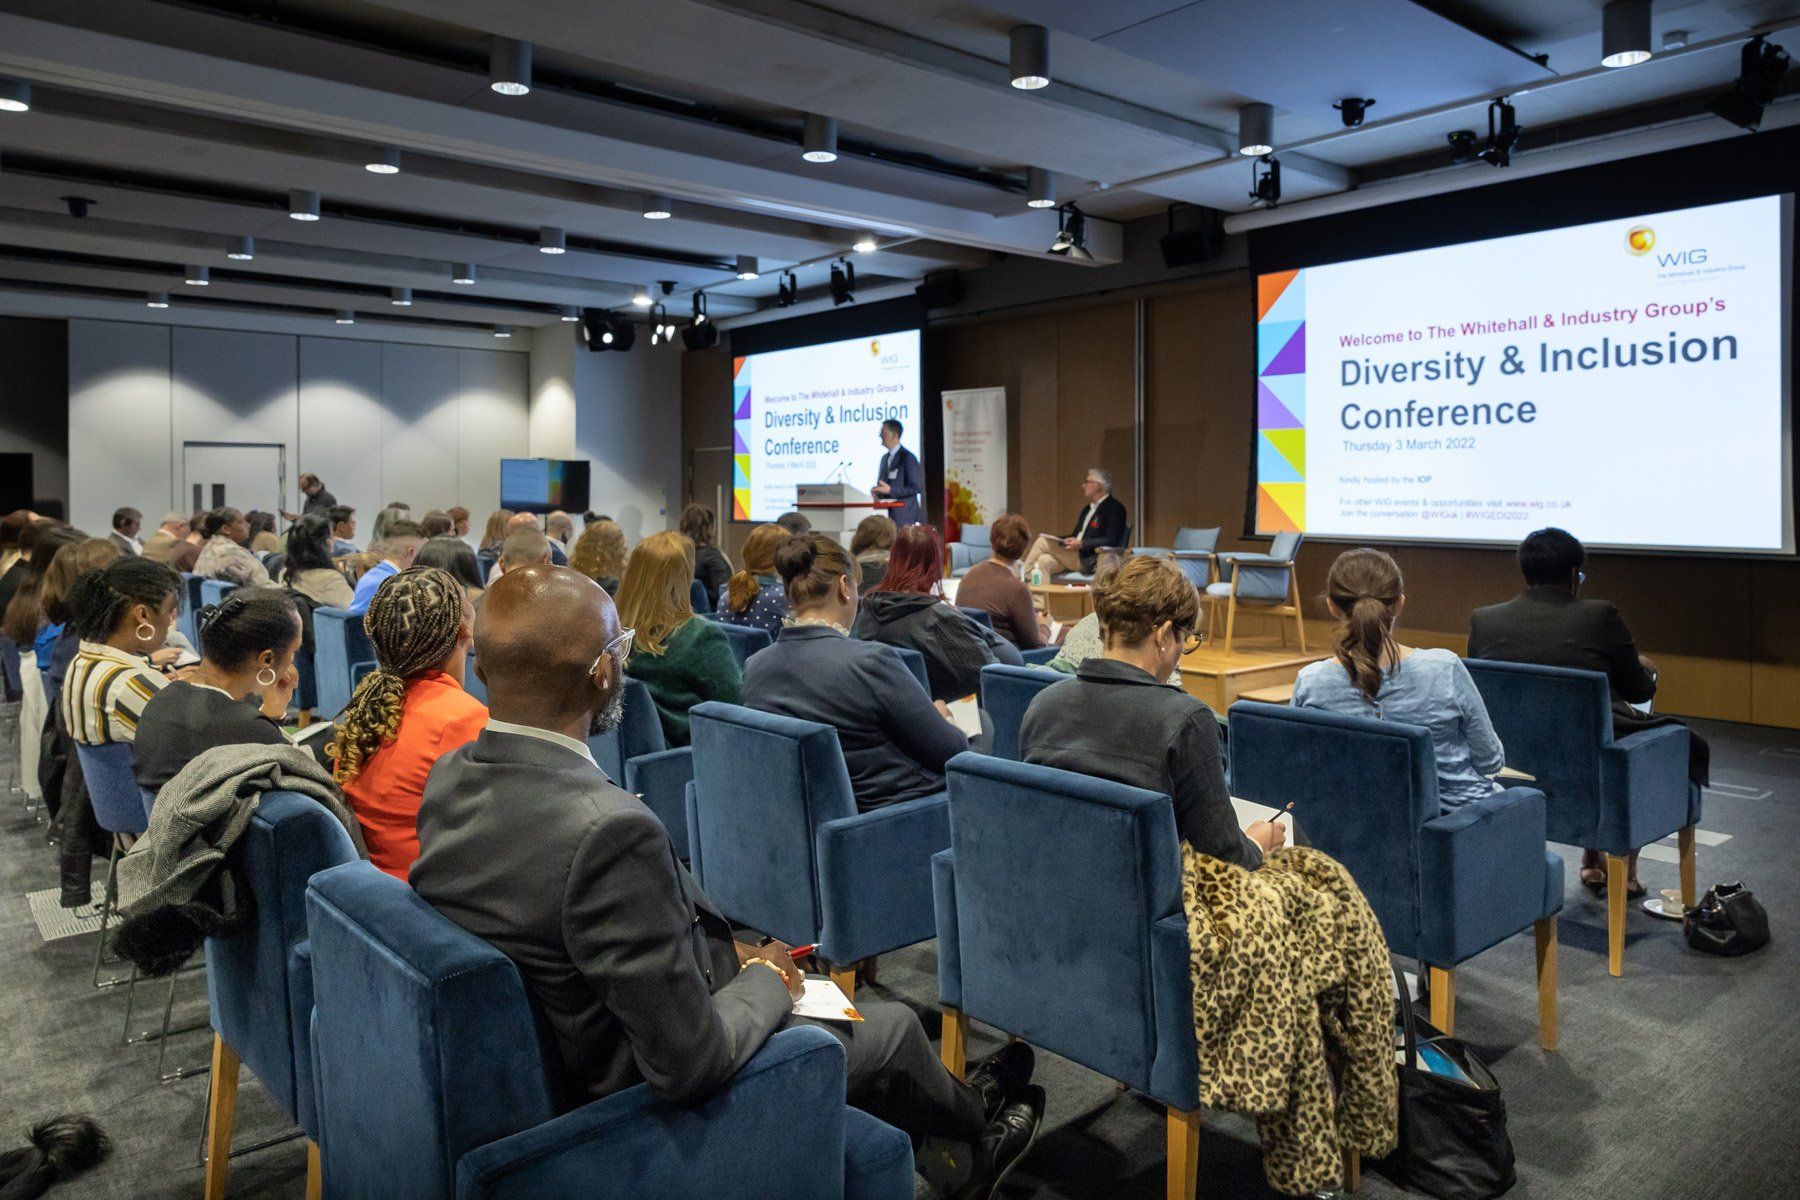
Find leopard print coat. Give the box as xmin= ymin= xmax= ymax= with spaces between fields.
xmin=1181 ymin=844 xmax=1398 ymax=1196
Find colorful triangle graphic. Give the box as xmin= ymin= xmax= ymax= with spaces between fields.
xmin=1262 ymin=321 xmax=1305 ymax=377
xmin=1260 ymin=270 xmax=1305 ymax=326
xmin=1258 ymin=483 xmax=1306 ymax=532
xmin=1258 ymin=437 xmax=1303 ymax=484
xmin=1257 ymin=320 xmax=1301 ymax=374
xmin=1257 ymin=270 xmax=1299 ymax=322
xmin=1258 ymin=384 xmax=1303 ymax=430
xmin=1264 ymin=428 xmax=1305 ymax=477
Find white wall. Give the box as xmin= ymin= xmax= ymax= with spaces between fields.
xmin=68 ymin=319 xmax=529 ymax=536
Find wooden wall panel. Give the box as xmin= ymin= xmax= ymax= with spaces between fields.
xmin=1146 ymin=283 xmax=1256 ymax=551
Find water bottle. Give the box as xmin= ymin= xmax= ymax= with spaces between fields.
xmin=1030 ymin=565 xmax=1044 ymax=587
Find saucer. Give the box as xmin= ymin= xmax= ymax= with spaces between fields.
xmin=1642 ymin=896 xmax=1686 ymax=921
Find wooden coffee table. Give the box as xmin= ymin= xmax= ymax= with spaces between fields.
xmin=1029 ymin=583 xmax=1095 ymax=623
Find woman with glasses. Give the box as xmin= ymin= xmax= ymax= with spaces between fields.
xmin=1020 ymin=552 xmax=1281 ymax=869
xmin=329 ymin=566 xmax=486 ymax=878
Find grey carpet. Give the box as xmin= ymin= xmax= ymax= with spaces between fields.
xmin=3 ymin=717 xmax=1794 ymax=1199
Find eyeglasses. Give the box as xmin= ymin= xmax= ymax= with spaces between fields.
xmin=1176 ymin=626 xmax=1203 ymax=655
xmin=591 ymin=626 xmax=635 ymax=675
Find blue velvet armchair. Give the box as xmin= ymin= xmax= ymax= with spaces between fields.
xmin=587 ymin=677 xmax=695 ymax=859
xmin=1206 ymin=531 xmax=1306 ymax=653
xmin=1464 ymin=658 xmax=1700 ymax=977
xmin=977 ymin=663 xmax=1066 ymax=761
xmin=713 ymin=620 xmax=773 ymax=667
xmin=198 ymin=578 xmax=237 ymax=611
xmin=1227 ymin=701 xmax=1561 ymax=1043
xmin=891 ymin=645 xmax=930 ymax=694
xmin=178 ymin=572 xmax=205 ymax=648
xmin=948 ymin=523 xmax=990 ymax=576
xmin=203 ymin=791 xmax=359 ymax=1200
xmin=1136 ymin=526 xmax=1220 ymax=590
xmin=311 ymin=607 xmax=375 ymax=719
xmin=304 ymin=863 xmax=912 ymax=1200
xmin=686 ymin=701 xmax=949 ymax=996
xmin=933 ymin=752 xmax=1206 ymax=1199
xmin=689 ymin=576 xmax=713 ymax=614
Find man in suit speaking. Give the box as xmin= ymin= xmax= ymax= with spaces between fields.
xmin=1025 ymin=467 xmax=1129 ymax=579
xmin=410 ymin=564 xmax=1042 ymax=1194
xmin=871 ymin=418 xmax=925 ymax=526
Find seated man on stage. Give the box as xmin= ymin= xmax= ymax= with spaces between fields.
xmin=1025 ymin=467 xmax=1128 ymax=579
xmin=411 ymin=565 xmax=1043 ymax=1196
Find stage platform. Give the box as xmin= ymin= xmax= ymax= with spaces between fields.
xmin=1177 ymin=637 xmax=1327 ymax=712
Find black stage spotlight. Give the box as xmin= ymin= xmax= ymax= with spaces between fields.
xmin=1333 ymin=97 xmax=1375 ymax=127
xmin=777 ymin=270 xmax=799 ymax=307
xmin=681 ymin=320 xmax=719 ymax=350
xmin=1478 ymin=98 xmax=1520 ymax=166
xmin=580 ymin=309 xmax=635 ymax=352
xmin=1249 ymin=156 xmax=1281 ymax=208
xmin=1048 ymin=204 xmax=1092 ymax=259
xmin=1447 ymin=129 xmax=1478 ymax=164
xmin=1707 ymin=36 xmax=1792 ymax=131
xmin=829 ymin=258 xmax=856 ymax=305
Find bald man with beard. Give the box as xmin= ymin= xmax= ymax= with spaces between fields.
xmin=410 ymin=567 xmax=1041 ymax=1197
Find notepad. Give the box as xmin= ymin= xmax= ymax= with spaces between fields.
xmin=793 ymin=978 xmax=863 ymax=1022
xmin=1495 ymin=766 xmax=1537 ymax=782
xmin=945 ymin=695 xmax=983 ymax=738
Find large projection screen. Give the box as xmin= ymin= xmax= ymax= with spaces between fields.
xmin=732 ymin=328 xmax=923 ymax=521
xmin=1253 ymin=194 xmax=1794 ymax=555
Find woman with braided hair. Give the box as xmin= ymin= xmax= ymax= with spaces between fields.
xmin=330 ymin=566 xmax=486 ymax=878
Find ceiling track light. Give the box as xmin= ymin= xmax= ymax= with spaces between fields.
xmin=451 ymin=262 xmax=476 ymax=284
xmin=494 ymin=325 xmax=514 ymax=338
xmin=183 ymin=265 xmax=210 ymax=286
xmin=226 ymin=236 xmax=254 ymax=260
xmin=801 ymin=113 xmax=838 ymax=163
xmin=288 ymin=188 xmax=321 ymax=221
xmin=389 ymin=286 xmax=412 ymax=306
xmin=648 ymin=302 xmax=669 ymax=345
xmin=365 ymin=144 xmax=402 ymax=173
xmin=735 ymin=254 xmax=760 ymax=281
xmin=560 ymin=305 xmax=581 ymax=322
xmin=1026 ymin=166 xmax=1057 ymax=208
xmin=1601 ymin=0 xmax=1653 ymax=69
xmin=1332 ymin=97 xmax=1375 ymax=128
xmin=829 ymin=258 xmax=856 ymax=306
xmin=691 ymin=291 xmax=709 ymax=325
xmin=643 ymin=195 xmax=673 ymax=219
xmin=778 ymin=270 xmax=799 ymax=307
xmin=538 ymin=226 xmax=566 ymax=254
xmin=334 ymin=309 xmax=355 ymax=324
xmin=0 ymin=78 xmax=30 ymax=113
xmin=490 ymin=36 xmax=532 ymax=96
xmin=146 ymin=292 xmax=169 ymax=308
xmin=1477 ymin=97 xmax=1520 ymax=166
xmin=1048 ymin=203 xmax=1092 ymax=259
xmin=1707 ymin=35 xmax=1792 ymax=131
xmin=630 ymin=284 xmax=653 ymax=307
xmin=1009 ymin=24 xmax=1050 ymax=89
xmin=853 ymin=234 xmax=878 ymax=254
xmin=1238 ymin=103 xmax=1274 ymax=156
xmin=1249 ymin=156 xmax=1281 ymax=208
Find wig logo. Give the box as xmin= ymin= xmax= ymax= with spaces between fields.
xmin=1624 ymin=225 xmax=1656 ymax=256
xmin=869 ymin=339 xmax=881 ymax=355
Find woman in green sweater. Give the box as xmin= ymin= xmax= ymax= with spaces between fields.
xmin=616 ymin=530 xmax=742 ymax=745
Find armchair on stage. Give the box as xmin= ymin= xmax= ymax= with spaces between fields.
xmin=1206 ymin=531 xmax=1306 ymax=653
xmin=948 ymin=524 xmax=990 ymax=577
xmin=305 ymin=864 xmax=913 ymax=1200
xmin=932 ymin=753 xmax=1207 ymax=1200
xmin=1227 ymin=701 xmax=1561 ymax=1045
xmin=1463 ymin=659 xmax=1700 ymax=977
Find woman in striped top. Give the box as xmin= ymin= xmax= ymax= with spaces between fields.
xmin=62 ymin=557 xmax=183 ymax=747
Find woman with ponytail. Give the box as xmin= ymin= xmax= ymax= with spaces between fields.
xmin=1292 ymin=548 xmax=1506 ymax=809
xmin=715 ymin=522 xmax=788 ymax=634
xmin=329 ymin=566 xmax=485 ymax=877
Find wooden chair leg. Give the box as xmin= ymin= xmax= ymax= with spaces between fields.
xmin=1678 ymin=825 xmax=1697 ymax=908
xmin=1289 ymin=573 xmax=1307 ymax=652
xmin=1427 ymin=966 xmax=1454 ymax=1035
xmin=203 ymin=1034 xmax=240 ymax=1200
xmin=305 ymin=1140 xmax=322 ymax=1200
xmin=1222 ymin=594 xmax=1238 ymax=656
xmin=1606 ymin=853 xmax=1627 ymax=977
xmin=1342 ymin=1146 xmax=1361 ymax=1193
xmin=828 ymin=964 xmax=856 ymax=1002
xmin=1166 ymin=1107 xmax=1201 ymax=1200
xmin=940 ymin=1006 xmax=968 ymax=1080
xmin=1534 ymin=916 xmax=1558 ymax=1051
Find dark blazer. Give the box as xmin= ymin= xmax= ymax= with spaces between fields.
xmin=1020 ymin=658 xmax=1262 ymax=870
xmin=1066 ymin=494 xmax=1129 ymax=573
xmin=693 ymin=545 xmax=732 ymax=603
xmin=1468 ymin=585 xmax=1657 ymax=705
xmin=410 ymin=728 xmax=792 ymax=1103
xmin=741 ymin=624 xmax=967 ymax=809
xmin=876 ymin=445 xmax=925 ymax=527
xmin=853 ymin=591 xmax=1023 ymax=702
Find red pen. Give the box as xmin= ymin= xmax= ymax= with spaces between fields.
xmin=788 ymin=944 xmax=817 ymax=960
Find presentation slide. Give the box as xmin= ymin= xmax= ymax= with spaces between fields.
xmin=732 ymin=329 xmax=923 ymax=521
xmin=1254 ymin=195 xmax=1793 ymax=553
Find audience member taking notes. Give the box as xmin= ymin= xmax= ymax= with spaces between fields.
xmin=1293 ymin=548 xmax=1505 ymax=809
xmin=743 ymin=533 xmax=968 ymax=810
xmin=616 ymin=530 xmax=741 ymax=747
xmin=409 ymin=564 xmax=1043 ymax=1193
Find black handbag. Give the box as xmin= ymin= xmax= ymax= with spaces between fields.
xmin=1684 ymin=882 xmax=1770 ymax=956
xmin=1376 ymin=966 xmax=1516 ymax=1200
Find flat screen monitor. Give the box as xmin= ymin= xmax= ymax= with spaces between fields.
xmin=499 ymin=458 xmax=590 ymax=515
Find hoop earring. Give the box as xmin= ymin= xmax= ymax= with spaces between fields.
xmin=256 ymin=667 xmax=278 ymax=687
xmin=135 ymin=621 xmax=156 ymax=642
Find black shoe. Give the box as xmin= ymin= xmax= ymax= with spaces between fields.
xmin=966 ymin=1042 xmax=1036 ymax=1122
xmin=956 ymin=1085 xmax=1044 ymax=1200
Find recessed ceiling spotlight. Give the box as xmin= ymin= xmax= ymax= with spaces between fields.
xmin=852 ymin=234 xmax=878 ymax=254
xmin=1026 ymin=166 xmax=1056 ymax=208
xmin=538 ymin=226 xmax=566 ymax=254
xmin=288 ymin=189 xmax=321 ymax=221
xmin=390 ymin=286 xmax=412 ymax=306
xmin=334 ymin=310 xmax=355 ymax=324
xmin=494 ymin=325 xmax=514 ymax=338
xmin=801 ymin=113 xmax=838 ymax=163
xmin=560 ymin=305 xmax=581 ymax=322
xmin=1601 ymin=0 xmax=1653 ymax=68
xmin=1238 ymin=103 xmax=1274 ymax=156
xmin=184 ymin=265 xmax=210 ymax=286
xmin=451 ymin=262 xmax=476 ymax=285
xmin=227 ymin=236 xmax=254 ymax=260
xmin=146 ymin=292 xmax=170 ymax=309
xmin=490 ymin=37 xmax=532 ymax=96
xmin=735 ymin=255 xmax=760 ymax=281
xmin=0 ymin=79 xmax=30 ymax=113
xmin=643 ymin=195 xmax=673 ymax=220
xmin=630 ymin=284 xmax=653 ymax=307
xmin=364 ymin=144 xmax=401 ymax=174
xmin=1009 ymin=25 xmax=1050 ymax=89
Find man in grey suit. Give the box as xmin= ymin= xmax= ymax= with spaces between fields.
xmin=411 ymin=566 xmax=1042 ymax=1197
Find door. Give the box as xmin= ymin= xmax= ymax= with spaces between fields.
xmin=689 ymin=444 xmax=735 ymax=555
xmin=182 ymin=441 xmax=286 ymax=518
